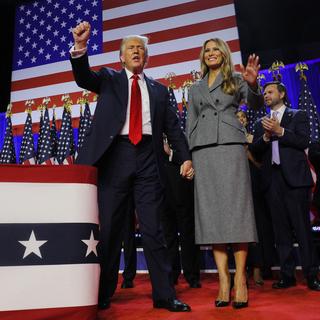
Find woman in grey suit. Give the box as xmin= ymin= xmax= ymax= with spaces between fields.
xmin=186 ymin=38 xmax=262 ymax=309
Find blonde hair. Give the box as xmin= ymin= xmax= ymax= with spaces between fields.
xmin=199 ymin=38 xmax=237 ymax=95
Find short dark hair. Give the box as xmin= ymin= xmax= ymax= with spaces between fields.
xmin=263 ymin=81 xmax=290 ymax=106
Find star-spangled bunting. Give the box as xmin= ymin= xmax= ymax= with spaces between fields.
xmin=0 ymin=115 xmax=16 ymax=164
xmin=19 ymin=112 xmax=36 ymax=164
xmin=13 ymin=0 xmax=102 ymax=70
xmin=298 ymin=77 xmax=320 ymax=142
xmin=81 ymin=231 xmax=99 ymax=257
xmin=18 ymin=230 xmax=48 ymax=259
xmin=55 ymin=106 xmax=75 ymax=164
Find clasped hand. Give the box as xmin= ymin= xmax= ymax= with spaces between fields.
xmin=180 ymin=160 xmax=194 ymax=180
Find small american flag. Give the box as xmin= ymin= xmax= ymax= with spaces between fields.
xmin=180 ymin=97 xmax=188 ymax=134
xmin=298 ymin=77 xmax=320 ymax=142
xmin=55 ymin=104 xmax=75 ymax=165
xmin=246 ymin=106 xmax=267 ymax=134
xmin=37 ymin=107 xmax=44 ymax=158
xmin=19 ymin=112 xmax=36 ymax=164
xmin=77 ymin=102 xmax=92 ymax=152
xmin=37 ymin=108 xmax=54 ymax=164
xmin=50 ymin=107 xmax=58 ymax=159
xmin=0 ymin=113 xmax=16 ymax=164
xmin=168 ymin=87 xmax=182 ymax=126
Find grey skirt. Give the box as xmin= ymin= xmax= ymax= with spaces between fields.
xmin=192 ymin=144 xmax=257 ymax=244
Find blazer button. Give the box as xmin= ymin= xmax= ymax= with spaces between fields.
xmin=202 ymin=114 xmax=205 ymax=118
xmin=215 ymin=99 xmax=219 ymax=103
xmin=214 ymin=112 xmax=217 ymax=116
xmin=200 ymin=102 xmax=203 ymax=105
xmin=110 ymin=135 xmax=114 ymax=139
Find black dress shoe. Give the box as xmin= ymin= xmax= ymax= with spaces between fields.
xmin=215 ymin=300 xmax=230 ymax=307
xmin=153 ymin=298 xmax=191 ymax=312
xmin=272 ymin=277 xmax=296 ymax=289
xmin=121 ymin=279 xmax=134 ymax=289
xmin=189 ymin=279 xmax=202 ymax=288
xmin=307 ymin=276 xmax=320 ymax=291
xmin=98 ymin=298 xmax=110 ymax=310
xmin=232 ymin=301 xmax=248 ymax=309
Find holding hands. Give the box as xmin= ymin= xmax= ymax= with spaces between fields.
xmin=239 ymin=54 xmax=260 ymax=88
xmin=180 ymin=160 xmax=195 ymax=180
xmin=72 ymin=21 xmax=91 ymax=50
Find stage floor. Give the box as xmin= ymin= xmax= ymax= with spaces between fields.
xmin=97 ymin=272 xmax=320 ymax=320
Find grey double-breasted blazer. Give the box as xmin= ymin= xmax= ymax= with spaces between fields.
xmin=186 ymin=72 xmax=263 ymax=150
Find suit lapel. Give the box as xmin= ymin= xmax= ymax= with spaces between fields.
xmin=145 ymin=76 xmax=156 ymax=124
xmin=280 ymin=107 xmax=293 ymax=127
xmin=198 ymin=75 xmax=217 ymax=110
xmin=114 ymin=69 xmax=129 ymax=115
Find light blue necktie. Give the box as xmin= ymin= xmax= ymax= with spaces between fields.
xmin=271 ymin=111 xmax=280 ymax=164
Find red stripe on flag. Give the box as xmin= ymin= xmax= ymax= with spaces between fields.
xmin=103 ymin=0 xmax=144 ymax=10
xmin=0 ymin=305 xmax=97 ymax=320
xmin=11 ymin=38 xmax=239 ymax=93
xmin=103 ymin=16 xmax=237 ymax=52
xmin=0 ymin=164 xmax=97 ymax=184
xmin=104 ymin=0 xmax=234 ymax=30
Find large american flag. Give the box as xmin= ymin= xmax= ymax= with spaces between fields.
xmin=10 ymin=0 xmax=241 ymax=135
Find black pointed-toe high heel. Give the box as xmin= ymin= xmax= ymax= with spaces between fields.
xmin=215 ymin=279 xmax=231 ymax=308
xmin=232 ymin=300 xmax=248 ymax=309
xmin=215 ymin=299 xmax=230 ymax=307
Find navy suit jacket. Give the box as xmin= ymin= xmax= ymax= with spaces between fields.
xmin=249 ymin=108 xmax=313 ymax=190
xmin=70 ymin=54 xmax=190 ymax=186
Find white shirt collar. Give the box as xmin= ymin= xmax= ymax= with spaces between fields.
xmin=271 ymin=104 xmax=286 ymax=117
xmin=124 ymin=68 xmax=144 ymax=82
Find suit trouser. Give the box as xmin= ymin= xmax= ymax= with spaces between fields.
xmin=266 ymin=165 xmax=317 ymax=279
xmin=122 ymin=200 xmax=137 ymax=282
xmin=248 ymin=163 xmax=276 ymax=271
xmin=97 ymin=136 xmax=175 ymax=301
xmin=161 ymin=162 xmax=200 ymax=284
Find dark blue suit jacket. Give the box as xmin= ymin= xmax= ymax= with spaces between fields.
xmin=249 ymin=108 xmax=313 ymax=190
xmin=70 ymin=54 xmax=190 ymax=186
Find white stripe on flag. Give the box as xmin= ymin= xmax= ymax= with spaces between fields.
xmin=0 ymin=182 xmax=98 ymax=224
xmin=0 ymin=264 xmax=100 ymax=311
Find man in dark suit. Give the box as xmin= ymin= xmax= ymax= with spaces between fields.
xmin=70 ymin=21 xmax=194 ymax=311
xmin=250 ymin=81 xmax=320 ymax=291
xmin=162 ymin=138 xmax=201 ymax=288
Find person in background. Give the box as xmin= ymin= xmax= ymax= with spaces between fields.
xmin=71 ymin=21 xmax=194 ymax=312
xmin=308 ymin=141 xmax=320 ymax=225
xmin=186 ymin=37 xmax=263 ymax=309
xmin=249 ymin=81 xmax=320 ymax=291
xmin=162 ymin=136 xmax=201 ymax=288
xmin=236 ymin=109 xmax=276 ymax=285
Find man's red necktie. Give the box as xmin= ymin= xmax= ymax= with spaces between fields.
xmin=129 ymin=74 xmax=142 ymax=145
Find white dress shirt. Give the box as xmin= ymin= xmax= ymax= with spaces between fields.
xmin=120 ymin=68 xmax=152 ymax=135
